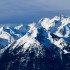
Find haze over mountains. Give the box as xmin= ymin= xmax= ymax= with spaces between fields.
xmin=1 ymin=10 xmax=70 ymax=24
xmin=0 ymin=16 xmax=70 ymax=70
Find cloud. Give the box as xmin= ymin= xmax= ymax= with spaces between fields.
xmin=0 ymin=0 xmax=70 ymax=23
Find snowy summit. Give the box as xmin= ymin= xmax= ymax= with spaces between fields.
xmin=0 ymin=16 xmax=70 ymax=70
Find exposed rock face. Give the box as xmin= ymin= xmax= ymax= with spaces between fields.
xmin=0 ymin=16 xmax=70 ymax=70
xmin=0 ymin=42 xmax=62 ymax=70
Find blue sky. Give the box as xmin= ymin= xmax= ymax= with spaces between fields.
xmin=0 ymin=0 xmax=70 ymax=24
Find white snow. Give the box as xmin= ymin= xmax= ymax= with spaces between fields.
xmin=28 ymin=23 xmax=38 ymax=38
xmin=63 ymin=50 xmax=70 ymax=54
xmin=14 ymin=24 xmax=23 ymax=30
xmin=0 ymin=15 xmax=70 ymax=55
xmin=9 ymin=23 xmax=39 ymax=51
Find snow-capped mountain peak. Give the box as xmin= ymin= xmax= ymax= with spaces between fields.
xmin=0 ymin=16 xmax=70 ymax=70
xmin=14 ymin=24 xmax=23 ymax=30
xmin=28 ymin=23 xmax=38 ymax=38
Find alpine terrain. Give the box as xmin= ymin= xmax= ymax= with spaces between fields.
xmin=0 ymin=16 xmax=70 ymax=70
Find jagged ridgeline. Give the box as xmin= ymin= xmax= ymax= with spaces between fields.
xmin=0 ymin=16 xmax=70 ymax=70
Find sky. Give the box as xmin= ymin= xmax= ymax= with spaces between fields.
xmin=0 ymin=0 xmax=70 ymax=24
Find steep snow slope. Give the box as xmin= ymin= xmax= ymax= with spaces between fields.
xmin=0 ymin=22 xmax=62 ymax=70
xmin=0 ymin=15 xmax=70 ymax=55
xmin=0 ymin=24 xmax=29 ymax=49
xmin=0 ymin=16 xmax=70 ymax=70
xmin=39 ymin=16 xmax=70 ymax=52
xmin=7 ymin=23 xmax=55 ymax=52
xmin=14 ymin=24 xmax=29 ymax=33
xmin=0 ymin=27 xmax=15 ymax=49
xmin=39 ymin=16 xmax=70 ymax=37
xmin=14 ymin=24 xmax=23 ymax=30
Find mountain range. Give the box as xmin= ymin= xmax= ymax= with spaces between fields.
xmin=0 ymin=16 xmax=70 ymax=70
